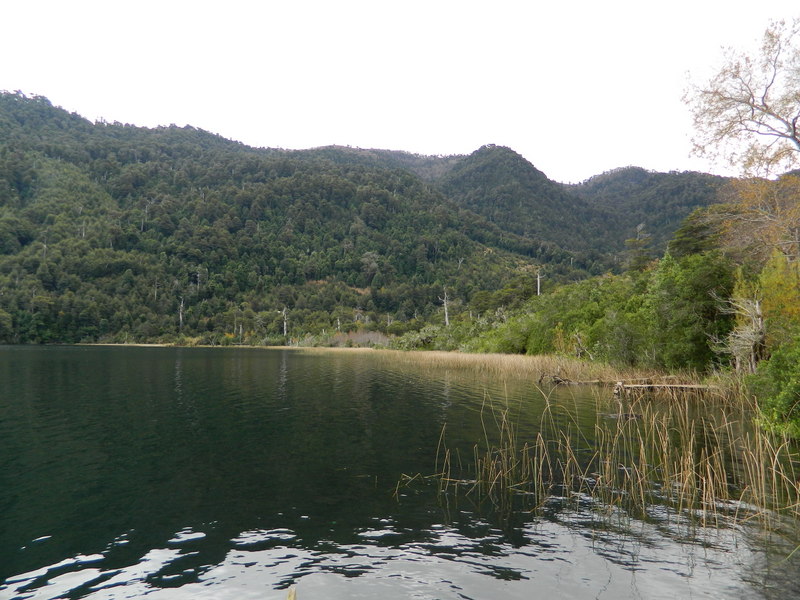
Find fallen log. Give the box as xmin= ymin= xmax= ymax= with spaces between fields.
xmin=613 ymin=382 xmax=720 ymax=396
xmin=544 ymin=375 xmax=718 ymax=396
xmin=548 ymin=376 xmax=669 ymax=386
xmin=548 ymin=375 xmax=608 ymax=385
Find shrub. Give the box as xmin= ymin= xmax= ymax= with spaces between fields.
xmin=748 ymin=335 xmax=800 ymax=438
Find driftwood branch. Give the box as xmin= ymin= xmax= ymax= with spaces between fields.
xmin=546 ymin=376 xmax=670 ymax=386
xmin=613 ymin=382 xmax=720 ymax=396
xmin=543 ymin=375 xmax=719 ymax=396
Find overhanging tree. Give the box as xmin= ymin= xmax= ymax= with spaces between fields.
xmin=687 ymin=18 xmax=800 ymax=434
xmin=685 ymin=18 xmax=800 ymax=176
xmin=715 ymin=174 xmax=800 ymax=265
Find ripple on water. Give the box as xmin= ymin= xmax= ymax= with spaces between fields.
xmin=1 ymin=516 xmax=797 ymax=600
xmin=167 ymin=528 xmax=208 ymax=545
xmin=231 ymin=529 xmax=298 ymax=548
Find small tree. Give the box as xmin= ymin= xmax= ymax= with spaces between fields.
xmin=0 ymin=308 xmax=12 ymax=342
xmin=624 ymin=223 xmax=653 ymax=271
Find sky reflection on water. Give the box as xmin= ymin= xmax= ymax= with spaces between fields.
xmin=3 ymin=514 xmax=788 ymax=600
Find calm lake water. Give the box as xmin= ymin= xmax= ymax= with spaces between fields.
xmin=0 ymin=346 xmax=797 ymax=600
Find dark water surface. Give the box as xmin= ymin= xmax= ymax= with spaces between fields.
xmin=0 ymin=346 xmax=796 ymax=599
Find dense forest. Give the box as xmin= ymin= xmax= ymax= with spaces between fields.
xmin=2 ymin=90 xmax=800 ymax=435
xmin=0 ymin=92 xmax=721 ymax=346
xmin=0 ymin=93 xmax=570 ymax=345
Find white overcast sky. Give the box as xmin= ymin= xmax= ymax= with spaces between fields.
xmin=2 ymin=1 xmax=798 ymax=183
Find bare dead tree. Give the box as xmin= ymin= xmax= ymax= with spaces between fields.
xmin=280 ymin=306 xmax=288 ymax=337
xmin=438 ymin=287 xmax=450 ymax=327
xmin=713 ymin=294 xmax=766 ymax=373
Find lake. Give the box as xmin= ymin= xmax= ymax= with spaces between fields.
xmin=0 ymin=345 xmax=797 ymax=599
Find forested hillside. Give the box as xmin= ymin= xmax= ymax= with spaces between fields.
xmin=295 ymin=145 xmax=724 ymax=270
xmin=569 ymin=166 xmax=726 ymax=253
xmin=0 ymin=93 xmax=588 ymax=344
xmin=437 ymin=145 xmax=611 ymax=256
xmin=0 ymin=92 xmax=731 ymax=346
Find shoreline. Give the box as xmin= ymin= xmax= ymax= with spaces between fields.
xmin=73 ymin=342 xmax=717 ymax=389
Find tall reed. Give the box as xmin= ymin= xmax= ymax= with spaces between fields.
xmin=428 ymin=386 xmax=800 ymax=531
xmin=299 ymin=348 xmax=798 ymax=530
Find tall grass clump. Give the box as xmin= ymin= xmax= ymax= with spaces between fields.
xmin=433 ymin=401 xmax=552 ymax=514
xmin=426 ymin=386 xmax=800 ymax=531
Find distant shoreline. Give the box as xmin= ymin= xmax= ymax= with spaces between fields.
xmin=39 ymin=343 xmax=713 ymax=389
xmin=78 ymin=343 xmax=375 ymax=351
xmin=80 ymin=342 xmax=173 ymax=348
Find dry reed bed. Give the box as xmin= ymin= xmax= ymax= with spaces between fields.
xmin=296 ymin=347 xmax=668 ymax=383
xmin=382 ymin=350 xmax=655 ymax=382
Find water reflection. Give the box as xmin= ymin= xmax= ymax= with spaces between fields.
xmin=4 ymin=514 xmax=792 ymax=600
xmin=0 ymin=346 xmax=797 ymax=600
